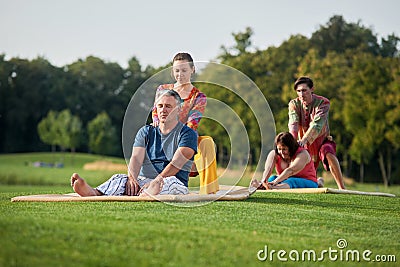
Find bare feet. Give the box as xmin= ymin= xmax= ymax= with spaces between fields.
xmin=139 ymin=177 xmax=163 ymax=196
xmin=250 ymin=179 xmax=261 ymax=189
xmin=249 ymin=179 xmax=260 ymax=195
xmin=317 ymin=177 xmax=324 ymax=188
xmin=268 ymin=182 xmax=290 ymax=189
xmin=71 ymin=173 xmax=101 ymax=196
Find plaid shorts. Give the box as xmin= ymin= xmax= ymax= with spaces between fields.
xmin=96 ymin=174 xmax=189 ymax=196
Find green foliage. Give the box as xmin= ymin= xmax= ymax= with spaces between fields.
xmin=220 ymin=26 xmax=254 ymax=58
xmin=379 ymin=34 xmax=400 ymax=58
xmin=37 ymin=109 xmax=83 ymax=152
xmin=87 ymin=111 xmax=118 ymax=156
xmin=37 ymin=110 xmax=59 ymax=150
xmin=384 ymin=60 xmax=400 ymax=149
xmin=1 ymin=15 xmax=399 ymax=183
xmin=310 ymin=15 xmax=380 ymax=56
xmin=342 ymin=54 xmax=391 ymax=161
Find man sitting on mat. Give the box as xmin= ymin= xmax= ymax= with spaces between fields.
xmin=71 ymin=89 xmax=198 ymax=197
xmin=251 ymin=132 xmax=318 ymax=189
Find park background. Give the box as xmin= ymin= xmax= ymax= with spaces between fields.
xmin=1 ymin=14 xmax=399 ymax=185
xmin=1 ymin=1 xmax=399 ymax=266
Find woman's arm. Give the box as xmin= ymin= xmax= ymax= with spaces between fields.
xmin=186 ymin=92 xmax=206 ymax=130
xmin=261 ymin=150 xmax=277 ymax=183
xmin=270 ymin=150 xmax=310 ymax=185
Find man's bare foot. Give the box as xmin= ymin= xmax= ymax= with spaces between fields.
xmin=71 ymin=173 xmax=101 ymax=196
xmin=139 ymin=178 xmax=163 ymax=196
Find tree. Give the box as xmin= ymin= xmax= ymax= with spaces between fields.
xmin=379 ymin=34 xmax=400 ymax=58
xmin=57 ymin=109 xmax=83 ymax=153
xmin=37 ymin=110 xmax=59 ymax=152
xmin=66 ymin=56 xmax=124 ymax=123
xmin=220 ymin=27 xmax=254 ymax=59
xmin=310 ymin=15 xmax=379 ymax=57
xmin=87 ymin=112 xmax=118 ymax=156
xmin=0 ymin=57 xmax=61 ymax=152
xmin=37 ymin=109 xmax=83 ymax=153
xmin=342 ymin=53 xmax=393 ymax=185
xmin=383 ymin=57 xmax=400 ymax=184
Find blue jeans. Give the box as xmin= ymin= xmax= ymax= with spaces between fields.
xmin=268 ymin=175 xmax=318 ymax=189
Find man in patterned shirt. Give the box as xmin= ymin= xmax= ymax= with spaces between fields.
xmin=288 ymin=76 xmax=346 ymax=189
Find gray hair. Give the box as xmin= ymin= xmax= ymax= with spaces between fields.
xmin=155 ymin=89 xmax=183 ymax=107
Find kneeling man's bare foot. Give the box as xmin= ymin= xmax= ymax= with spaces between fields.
xmin=71 ymin=173 xmax=101 ymax=196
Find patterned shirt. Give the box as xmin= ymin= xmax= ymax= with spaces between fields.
xmin=288 ymin=94 xmax=330 ymax=163
xmin=152 ymin=84 xmax=207 ymax=131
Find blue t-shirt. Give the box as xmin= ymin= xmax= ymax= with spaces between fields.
xmin=133 ymin=122 xmax=197 ymax=186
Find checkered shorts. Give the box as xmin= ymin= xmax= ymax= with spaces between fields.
xmin=96 ymin=174 xmax=189 ymax=196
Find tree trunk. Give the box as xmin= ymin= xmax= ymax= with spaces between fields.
xmin=387 ymin=148 xmax=392 ymax=185
xmin=377 ymin=151 xmax=389 ymax=187
xmin=218 ymin=143 xmax=224 ymax=167
xmin=344 ymin=151 xmax=351 ymax=177
xmin=360 ymin=162 xmax=364 ymax=183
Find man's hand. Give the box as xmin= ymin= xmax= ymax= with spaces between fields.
xmin=125 ymin=176 xmax=140 ymax=196
xmin=298 ymin=139 xmax=306 ymax=147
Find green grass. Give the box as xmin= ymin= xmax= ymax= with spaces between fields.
xmin=0 ymin=153 xmax=399 ymax=266
xmin=0 ymin=152 xmax=126 ymax=186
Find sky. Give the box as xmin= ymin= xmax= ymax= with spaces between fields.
xmin=1 ymin=0 xmax=399 ymax=69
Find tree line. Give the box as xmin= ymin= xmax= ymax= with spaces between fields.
xmin=0 ymin=15 xmax=399 ymax=184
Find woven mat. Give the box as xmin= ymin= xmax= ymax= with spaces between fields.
xmin=253 ymin=187 xmax=396 ymax=197
xmin=11 ymin=185 xmax=250 ymax=202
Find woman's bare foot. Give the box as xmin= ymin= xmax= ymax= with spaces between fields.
xmin=268 ymin=182 xmax=290 ymax=189
xmin=249 ymin=179 xmax=261 ymax=194
xmin=250 ymin=179 xmax=261 ymax=189
xmin=317 ymin=177 xmax=325 ymax=188
xmin=71 ymin=173 xmax=101 ymax=196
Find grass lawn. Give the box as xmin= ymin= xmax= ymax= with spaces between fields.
xmin=0 ymin=153 xmax=399 ymax=266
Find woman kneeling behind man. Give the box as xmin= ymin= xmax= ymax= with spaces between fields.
xmin=252 ymin=132 xmax=318 ymax=189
